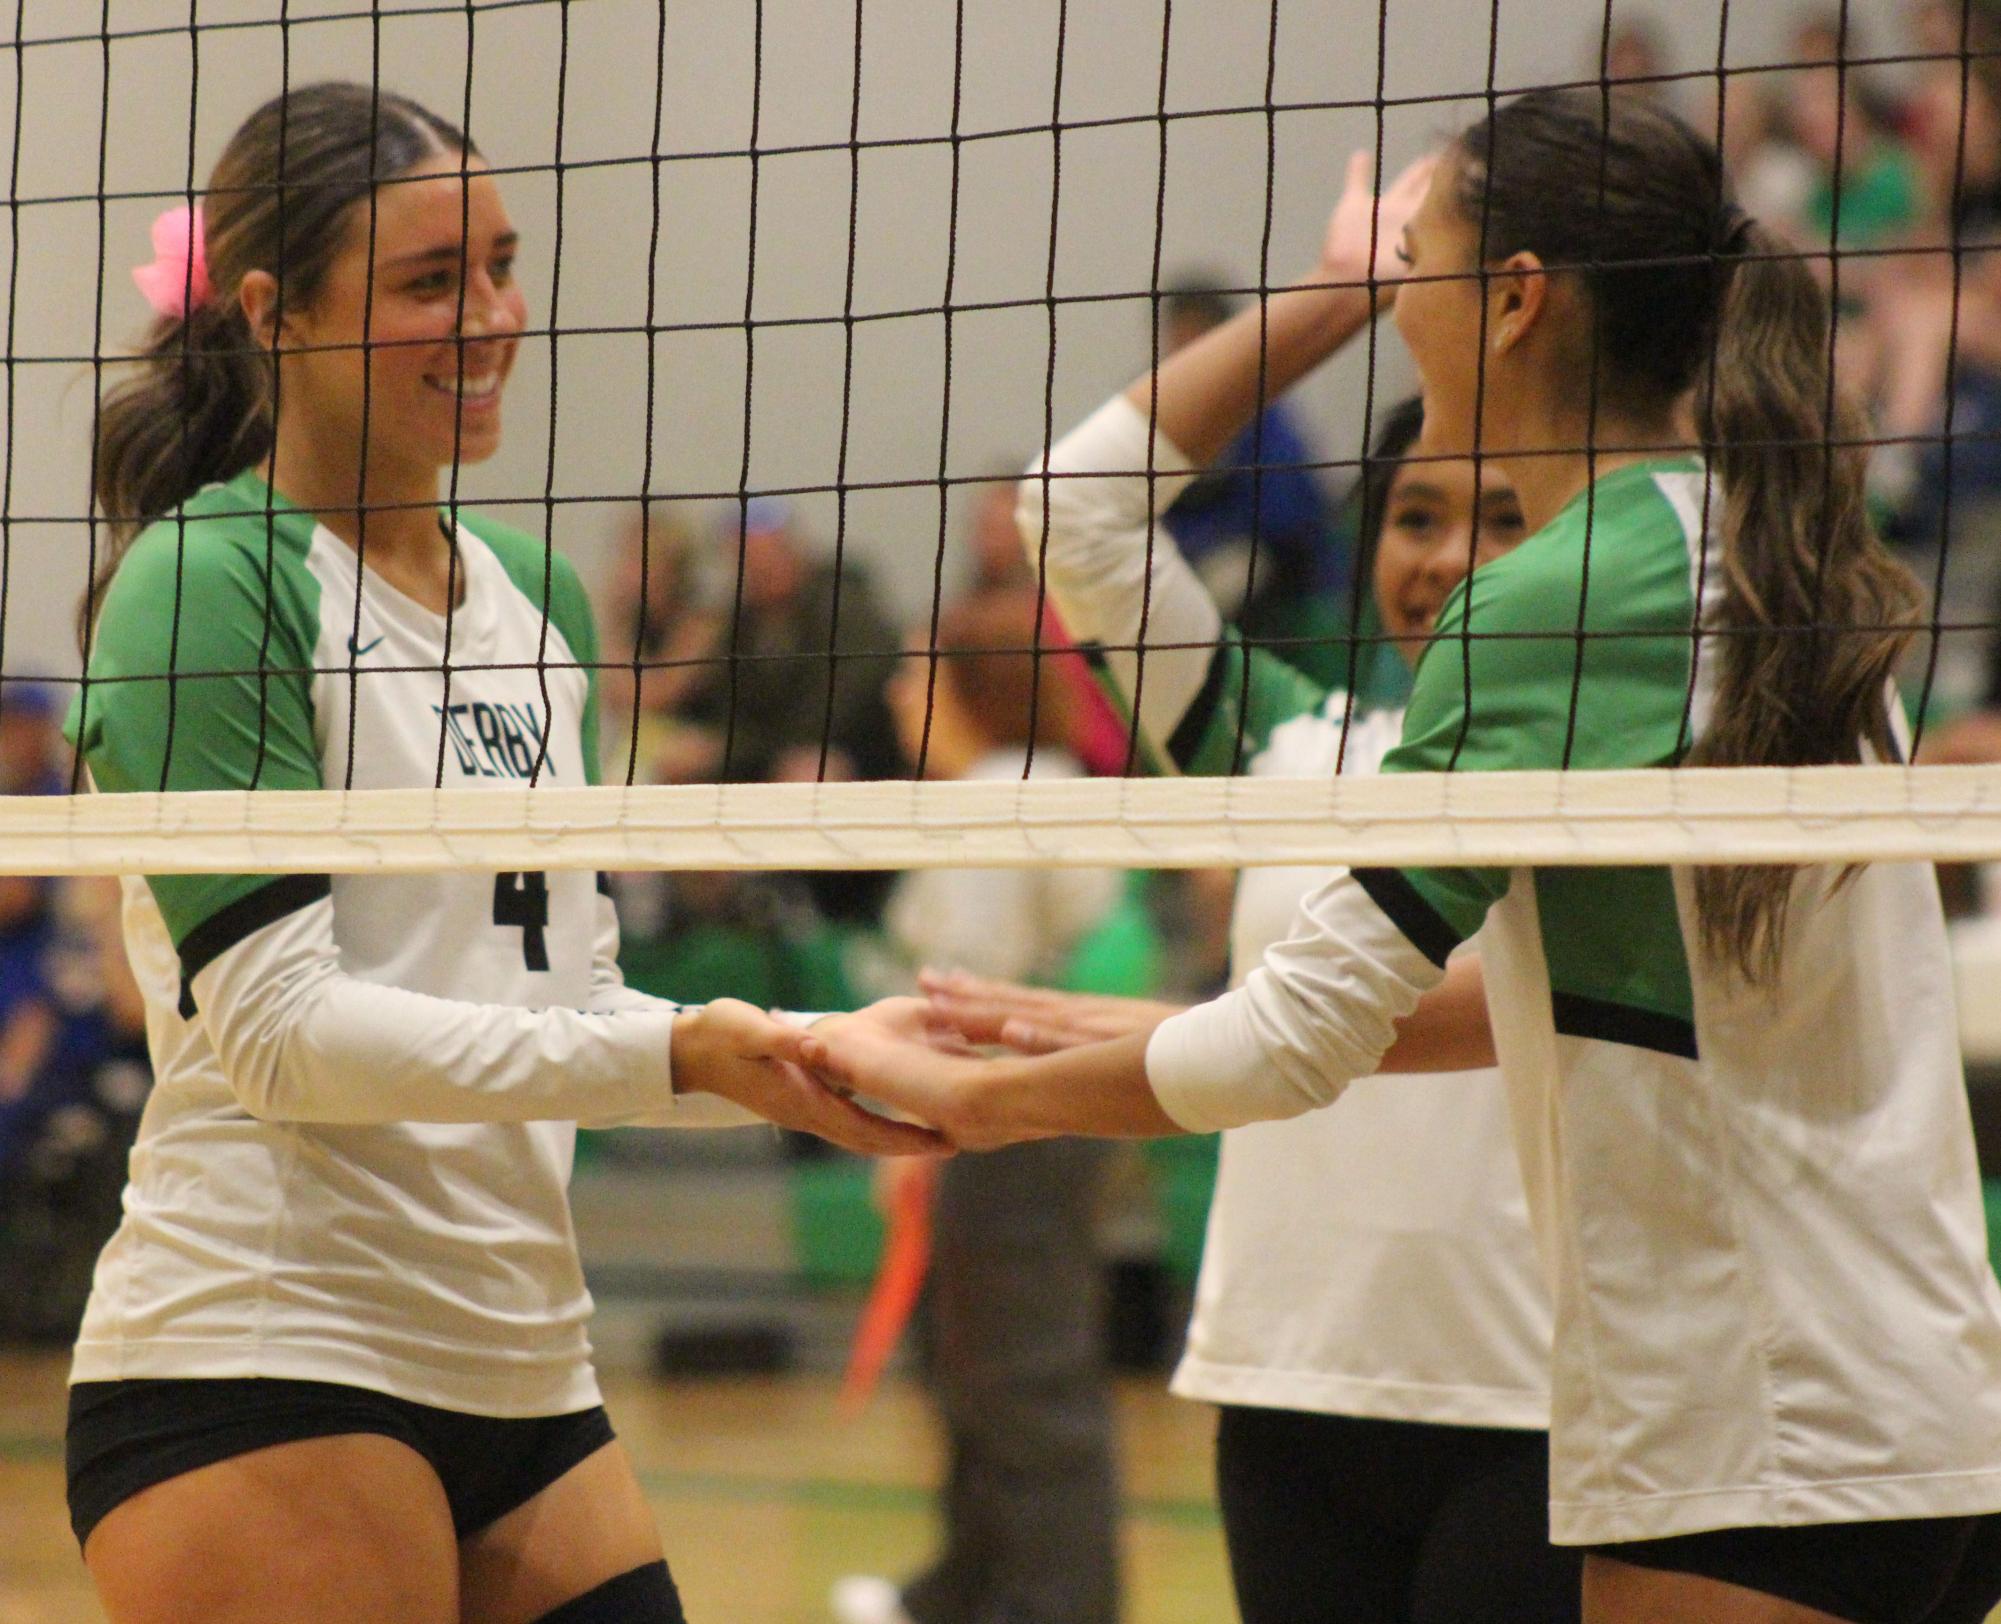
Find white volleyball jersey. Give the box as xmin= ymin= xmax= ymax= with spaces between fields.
xmin=1022 ymin=396 xmax=1552 ymax=1430
xmin=69 ymin=470 xmax=755 ymax=1417
xmin=1148 ymin=456 xmax=2001 ymax=1542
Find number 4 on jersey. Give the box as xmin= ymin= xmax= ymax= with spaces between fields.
xmin=493 ymin=871 xmax=551 ymax=971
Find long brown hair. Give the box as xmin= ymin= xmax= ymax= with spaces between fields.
xmin=88 ymin=82 xmax=471 ymax=640
xmin=1455 ymin=88 xmax=1921 ymax=983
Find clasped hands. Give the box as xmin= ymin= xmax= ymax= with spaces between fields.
xmin=677 ymin=974 xmax=1184 ymax=1155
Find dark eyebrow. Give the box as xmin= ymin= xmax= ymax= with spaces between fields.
xmin=1388 ymin=481 xmax=1448 ymax=503
xmin=384 ymin=231 xmax=519 ymax=270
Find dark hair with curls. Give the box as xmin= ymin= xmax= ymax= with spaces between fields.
xmin=1455 ymin=87 xmax=1921 ymax=984
xmin=88 ymin=82 xmax=472 ymax=638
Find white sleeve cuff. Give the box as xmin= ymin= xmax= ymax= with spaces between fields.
xmin=1145 ymin=989 xmax=1319 ymax=1132
xmin=1038 ymin=392 xmax=1199 ymax=504
xmin=1142 ymin=871 xmax=1449 ymax=1133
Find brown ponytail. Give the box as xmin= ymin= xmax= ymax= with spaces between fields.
xmin=91 ymin=300 xmax=275 ymax=628
xmin=88 ymin=82 xmax=472 ymax=641
xmin=1686 ymin=225 xmax=1921 ymax=982
xmin=1457 ymin=88 xmax=1921 ymax=983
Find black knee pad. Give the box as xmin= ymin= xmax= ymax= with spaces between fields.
xmin=532 ymin=1561 xmax=685 ymax=1623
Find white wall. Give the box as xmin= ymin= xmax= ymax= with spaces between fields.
xmin=0 ymin=0 xmax=1911 ymax=677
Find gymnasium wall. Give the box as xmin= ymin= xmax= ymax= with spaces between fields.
xmin=0 ymin=0 xmax=1906 ymax=678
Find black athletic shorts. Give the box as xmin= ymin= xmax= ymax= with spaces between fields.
xmin=1213 ymin=1404 xmax=1581 ymax=1624
xmin=66 ymin=1376 xmax=616 ymax=1551
xmin=1594 ymin=1510 xmax=2001 ymax=1624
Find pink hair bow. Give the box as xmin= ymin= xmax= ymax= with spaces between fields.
xmin=132 ymin=203 xmax=212 ymax=320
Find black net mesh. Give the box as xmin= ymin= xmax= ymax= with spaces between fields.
xmin=0 ymin=0 xmax=1997 ymax=868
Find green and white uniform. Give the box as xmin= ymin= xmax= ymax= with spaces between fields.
xmin=69 ymin=470 xmax=755 ymax=1418
xmin=1024 ymin=396 xmax=1551 ymax=1431
xmin=1147 ymin=455 xmax=2001 ymax=1542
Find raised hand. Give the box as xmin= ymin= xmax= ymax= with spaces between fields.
xmin=672 ymin=997 xmax=948 ymax=1157
xmin=1320 ymin=148 xmax=1438 ymax=294
xmin=918 ymin=968 xmax=1185 ymax=1056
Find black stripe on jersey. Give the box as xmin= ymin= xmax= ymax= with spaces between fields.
xmin=1550 ymin=990 xmax=1699 ymax=1060
xmin=176 ymin=874 xmax=334 ymax=1018
xmin=1351 ymin=867 xmax=1463 ymax=969
xmin=1164 ymin=643 xmax=1230 ymax=771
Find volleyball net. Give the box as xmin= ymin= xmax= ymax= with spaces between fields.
xmin=6 ymin=0 xmax=2001 ymax=875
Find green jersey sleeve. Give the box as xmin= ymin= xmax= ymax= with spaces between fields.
xmin=1149 ymin=629 xmax=1339 ymax=778
xmin=70 ymin=493 xmax=326 ymax=949
xmin=1360 ymin=460 xmax=1702 ymax=956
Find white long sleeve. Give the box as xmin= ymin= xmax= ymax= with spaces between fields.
xmin=1145 ymin=870 xmax=1445 ymax=1132
xmin=581 ymin=891 xmax=769 ymax=1128
xmin=1017 ymin=394 xmax=1220 ymax=758
xmin=192 ymin=892 xmax=760 ymax=1128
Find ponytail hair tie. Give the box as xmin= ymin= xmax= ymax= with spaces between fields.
xmin=132 ymin=203 xmax=213 ymax=320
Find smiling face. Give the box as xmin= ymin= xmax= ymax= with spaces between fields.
xmin=277 ymin=153 xmax=526 ymax=481
xmin=1372 ymin=431 xmax=1528 ymax=661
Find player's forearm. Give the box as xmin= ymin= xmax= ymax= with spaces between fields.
xmin=1375 ymin=954 xmax=1496 ymax=1074
xmin=967 ymin=1031 xmax=1185 ymax=1142
xmin=1143 ymin=871 xmax=1444 ymax=1132
xmin=1123 ymin=268 xmax=1375 ymax=466
xmin=585 ymin=895 xmax=767 ymax=1126
xmin=195 ymin=900 xmax=683 ymax=1126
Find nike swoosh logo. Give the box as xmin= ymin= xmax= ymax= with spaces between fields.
xmin=348 ymin=634 xmax=384 ymax=658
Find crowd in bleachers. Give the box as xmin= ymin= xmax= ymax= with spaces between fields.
xmin=1636 ymin=1 xmax=2001 ymax=760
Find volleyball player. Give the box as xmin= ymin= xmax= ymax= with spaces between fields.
xmin=811 ymin=90 xmax=2001 ymax=1624
xmin=920 ymin=155 xmax=1568 ymax=1621
xmin=67 ymin=83 xmax=937 ymax=1624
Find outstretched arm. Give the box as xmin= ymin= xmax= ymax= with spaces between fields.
xmin=818 ymin=885 xmax=1488 ymax=1151
xmin=193 ymin=900 xmax=943 ymax=1155
xmin=1018 ymin=152 xmax=1434 ymax=770
xmin=920 ymin=953 xmax=1491 ymax=1074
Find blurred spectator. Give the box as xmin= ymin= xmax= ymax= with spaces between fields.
xmin=833 ymin=589 xmax=1131 ymax=1624
xmin=1850 ymin=2 xmax=2001 ymax=571
xmin=667 ymin=497 xmax=903 ymax=786
xmin=963 ymin=471 xmax=1130 ymax=775
xmin=0 ymin=877 xmax=149 ymax=1344
xmin=1906 ymin=0 xmax=2001 ymax=237
xmin=596 ymin=501 xmax=725 ymax=788
xmin=1790 ymin=59 xmax=1923 ymax=257
xmin=1154 ymin=277 xmax=1345 ymax=682
xmin=595 ymin=499 xmax=889 ymax=1018
xmin=0 ymin=682 xmax=69 ymax=795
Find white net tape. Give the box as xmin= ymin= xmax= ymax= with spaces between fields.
xmin=23 ymin=766 xmax=2001 ymax=876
